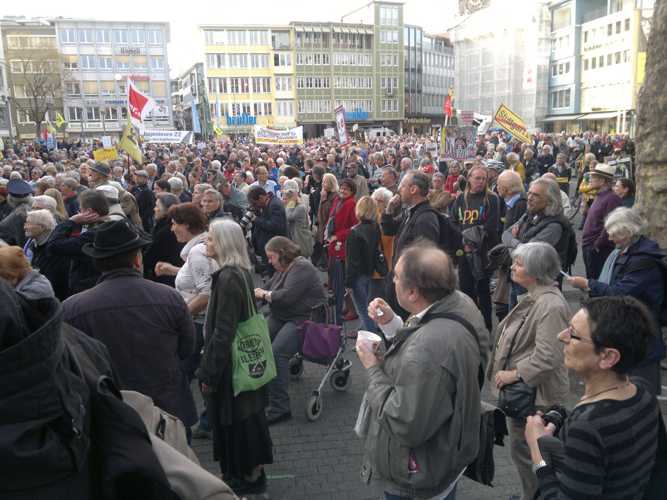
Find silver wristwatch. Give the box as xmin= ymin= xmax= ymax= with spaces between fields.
xmin=532 ymin=460 xmax=547 ymax=473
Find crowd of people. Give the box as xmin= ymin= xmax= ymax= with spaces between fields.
xmin=0 ymin=127 xmax=664 ymax=500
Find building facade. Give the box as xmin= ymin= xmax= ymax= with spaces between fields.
xmin=54 ymin=19 xmax=172 ymax=138
xmin=451 ymin=0 xmax=552 ymax=130
xmin=404 ymin=25 xmax=454 ymax=133
xmin=1 ymin=17 xmax=63 ymax=140
xmin=172 ymin=62 xmax=211 ymax=137
xmin=0 ymin=24 xmax=12 ymax=141
xmin=542 ymin=0 xmax=652 ymax=135
xmin=200 ymin=24 xmax=295 ymax=137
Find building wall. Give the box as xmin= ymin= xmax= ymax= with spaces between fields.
xmin=173 ymin=62 xmax=210 ymax=135
xmin=452 ymin=0 xmax=551 ymax=129
xmin=201 ymin=25 xmax=294 ymax=136
xmin=547 ymin=1 xmax=579 ymax=116
xmin=2 ymin=21 xmax=63 ymax=140
xmin=55 ymin=20 xmax=171 ymax=137
xmin=0 ymin=25 xmax=10 ymax=138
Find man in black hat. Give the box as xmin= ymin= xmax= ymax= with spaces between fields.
xmin=62 ymin=218 xmax=198 ymax=433
xmin=88 ymin=162 xmax=111 ymax=188
xmin=0 ymin=178 xmax=33 ymax=246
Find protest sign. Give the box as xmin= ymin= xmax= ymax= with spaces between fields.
xmin=494 ymin=104 xmax=531 ymax=143
xmin=254 ymin=125 xmax=304 ymax=145
xmin=442 ymin=126 xmax=476 ymax=161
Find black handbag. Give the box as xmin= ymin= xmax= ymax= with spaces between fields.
xmin=497 ymin=316 xmax=536 ymax=419
xmin=373 ymin=224 xmax=388 ymax=277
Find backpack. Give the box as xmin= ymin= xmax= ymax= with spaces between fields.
xmin=519 ymin=214 xmax=577 ymax=272
xmin=428 ymin=209 xmax=464 ymax=259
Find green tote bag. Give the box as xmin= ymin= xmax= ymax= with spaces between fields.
xmin=231 ymin=271 xmax=277 ymax=396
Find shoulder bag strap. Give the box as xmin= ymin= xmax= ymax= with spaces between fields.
xmin=433 ymin=312 xmax=485 ymax=389
xmin=501 ymin=314 xmax=530 ymax=371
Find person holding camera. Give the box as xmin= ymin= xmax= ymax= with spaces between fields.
xmin=246 ymin=186 xmax=288 ymax=271
xmin=525 ymin=296 xmax=660 ymax=500
xmin=488 ymin=242 xmax=570 ymax=500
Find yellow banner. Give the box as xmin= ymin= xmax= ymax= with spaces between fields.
xmin=93 ymin=148 xmax=118 ymax=162
xmin=494 ymin=104 xmax=531 ymax=144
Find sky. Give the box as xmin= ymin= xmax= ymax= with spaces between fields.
xmin=3 ymin=0 xmax=458 ymax=76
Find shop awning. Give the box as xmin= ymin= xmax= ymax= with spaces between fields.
xmin=541 ymin=114 xmax=585 ymax=122
xmin=578 ymin=111 xmax=623 ymax=121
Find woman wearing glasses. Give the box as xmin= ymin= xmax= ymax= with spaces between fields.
xmin=488 ymin=241 xmax=570 ymax=500
xmin=525 ymin=296 xmax=659 ymax=499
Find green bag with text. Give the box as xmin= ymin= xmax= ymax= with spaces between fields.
xmin=231 ymin=271 xmax=276 ymax=396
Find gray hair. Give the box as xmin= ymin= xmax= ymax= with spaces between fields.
xmin=168 ymin=176 xmax=184 ymax=191
xmin=512 ymin=242 xmax=561 ymax=286
xmin=605 ymin=207 xmax=646 ymax=240
xmin=208 ymin=219 xmax=252 ymax=271
xmin=498 ymin=170 xmax=524 ymax=195
xmin=203 ymin=188 xmax=223 ymax=205
xmin=283 ymin=179 xmax=300 ymax=195
xmin=26 ymin=209 xmax=56 ymax=232
xmin=371 ymin=186 xmax=393 ymax=204
xmin=530 ymin=178 xmax=562 ymax=216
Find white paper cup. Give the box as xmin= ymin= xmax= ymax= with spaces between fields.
xmin=356 ymin=330 xmax=382 ymax=353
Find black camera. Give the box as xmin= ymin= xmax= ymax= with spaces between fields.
xmin=239 ymin=210 xmax=255 ymax=231
xmin=542 ymin=405 xmax=568 ymax=436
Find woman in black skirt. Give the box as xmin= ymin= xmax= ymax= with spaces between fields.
xmin=196 ymin=218 xmax=273 ymax=495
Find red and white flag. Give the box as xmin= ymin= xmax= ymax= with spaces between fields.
xmin=127 ymin=78 xmax=156 ymax=128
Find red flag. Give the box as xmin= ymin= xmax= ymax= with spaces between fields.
xmin=127 ymin=78 xmax=156 ymax=126
xmin=443 ymin=94 xmax=453 ymax=118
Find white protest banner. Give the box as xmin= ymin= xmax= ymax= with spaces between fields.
xmin=254 ymin=125 xmax=304 ymax=145
xmin=334 ymin=105 xmax=350 ymax=145
xmin=142 ymin=129 xmax=193 ymax=144
xmin=442 ymin=126 xmax=477 ymax=161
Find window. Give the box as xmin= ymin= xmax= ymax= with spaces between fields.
xmin=115 ymin=56 xmax=130 ymax=70
xmin=271 ymin=31 xmax=290 ymax=50
xmin=251 ymin=77 xmax=271 ymax=93
xmin=273 ymin=53 xmax=291 ymax=67
xmin=63 ymin=56 xmax=79 ymax=71
xmin=151 ymin=81 xmax=166 ymax=98
xmin=623 ymin=50 xmax=629 ymax=62
xmin=80 ymin=55 xmax=96 ymax=70
xmin=228 ymin=54 xmax=247 ymax=68
xmin=552 ymin=5 xmax=571 ymax=31
xmin=607 ymin=53 xmax=612 ymax=65
xmin=99 ymin=81 xmax=115 ymax=95
xmin=118 ymin=80 xmax=127 ymax=95
xmin=565 ymin=61 xmax=570 ymax=73
xmin=616 ymin=21 xmax=621 ymax=34
xmin=132 ymin=56 xmax=147 ymax=70
xmin=381 ymin=99 xmax=399 ymax=113
xmin=114 ymin=29 xmax=129 ymax=44
xmin=83 ymin=81 xmax=98 ymax=96
xmin=249 ymin=30 xmax=269 ymax=45
xmin=275 ymin=76 xmax=292 ymax=92
xmin=584 ymin=31 xmax=588 ymax=43
xmin=78 ymin=29 xmax=94 ymax=43
xmin=242 ymin=103 xmax=251 ymax=115
xmin=551 ymin=64 xmax=557 ymax=77
xmin=98 ymin=56 xmax=113 ymax=70
xmin=607 ymin=24 xmax=613 ymax=36
xmin=130 ymin=30 xmax=145 ymax=44
xmin=150 ymin=56 xmax=164 ymax=70
xmin=598 ymin=55 xmax=604 ymax=67
xmin=625 ymin=18 xmax=630 ymax=31
xmin=558 ymin=63 xmax=564 ymax=75
xmin=87 ymin=107 xmax=101 ymax=121
xmin=615 ymin=51 xmax=621 ymax=64
xmin=103 ymin=107 xmax=120 ymax=121
xmin=380 ymin=5 xmax=400 ymax=26
xmin=276 ymin=100 xmax=293 ymax=117
xmin=18 ymin=109 xmax=32 ymax=123
xmin=147 ymin=30 xmax=162 ymax=45
xmin=227 ymin=30 xmax=246 ymax=45
xmin=60 ymin=29 xmax=77 ymax=44
xmin=250 ymin=54 xmax=269 ymax=68
xmin=68 ymin=106 xmax=83 ymax=121
xmin=380 ymin=30 xmax=399 ymax=44
xmin=13 ymin=85 xmax=27 ymax=98
xmin=592 ymin=57 xmax=597 ymax=69
xmin=551 ymin=88 xmax=571 ymax=109
xmin=584 ymin=58 xmax=589 ymax=71
xmin=97 ymin=29 xmax=112 ymax=44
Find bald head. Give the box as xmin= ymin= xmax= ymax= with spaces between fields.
xmin=396 ymin=243 xmax=457 ymax=307
xmin=497 ymin=170 xmax=524 ymax=199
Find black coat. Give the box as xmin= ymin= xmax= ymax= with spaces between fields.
xmin=196 ymin=267 xmax=268 ymax=426
xmin=251 ymin=194 xmax=287 ymax=258
xmin=345 ymin=220 xmax=380 ymax=287
xmin=0 ymin=203 xmax=30 ymax=247
xmin=26 ymin=237 xmax=71 ymax=300
xmin=381 ymin=200 xmax=440 ymax=267
xmin=132 ymin=184 xmax=156 ymax=233
xmin=62 ymin=269 xmax=197 ymax=426
xmin=47 ymin=220 xmax=101 ymax=296
xmin=144 ymin=217 xmax=184 ymax=287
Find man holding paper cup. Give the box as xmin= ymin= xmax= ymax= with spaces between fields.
xmin=356 ymin=242 xmax=489 ymax=500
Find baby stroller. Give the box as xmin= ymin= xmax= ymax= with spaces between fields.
xmin=288 ymin=294 xmax=352 ymax=421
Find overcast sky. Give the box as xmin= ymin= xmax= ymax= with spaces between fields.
xmin=4 ymin=0 xmax=458 ymax=76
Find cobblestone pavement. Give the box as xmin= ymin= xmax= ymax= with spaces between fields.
xmin=191 ymin=220 xmax=667 ymax=500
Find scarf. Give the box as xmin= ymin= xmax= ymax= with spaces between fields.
xmin=598 ymin=248 xmax=621 ymax=284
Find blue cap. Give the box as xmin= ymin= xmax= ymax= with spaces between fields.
xmin=7 ymin=179 xmax=33 ymax=198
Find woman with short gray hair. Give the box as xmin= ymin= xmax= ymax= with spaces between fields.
xmin=568 ymin=207 xmax=665 ymax=394
xmin=488 ymin=241 xmax=570 ymax=500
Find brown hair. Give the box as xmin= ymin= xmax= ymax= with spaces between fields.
xmin=265 ymin=236 xmax=301 ymax=267
xmin=0 ymin=246 xmax=32 ymax=284
xmin=168 ymin=202 xmax=207 ymax=234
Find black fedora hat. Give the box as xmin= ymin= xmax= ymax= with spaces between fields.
xmin=82 ymin=220 xmax=152 ymax=259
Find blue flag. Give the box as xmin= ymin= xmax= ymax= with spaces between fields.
xmin=191 ymin=102 xmax=201 ymax=134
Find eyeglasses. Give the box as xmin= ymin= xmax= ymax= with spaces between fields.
xmin=561 ymin=325 xmax=594 ymax=344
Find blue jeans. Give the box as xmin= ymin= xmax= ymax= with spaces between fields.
xmin=267 ymin=316 xmax=301 ymax=417
xmin=384 ymin=483 xmax=457 ymax=500
xmin=350 ymin=274 xmax=377 ymax=333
